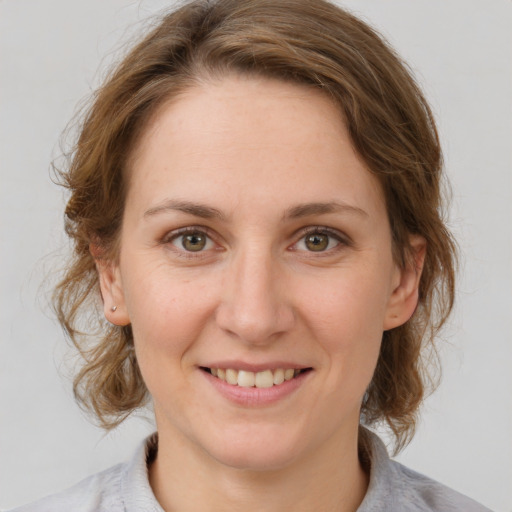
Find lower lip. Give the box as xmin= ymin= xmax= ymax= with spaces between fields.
xmin=201 ymin=369 xmax=311 ymax=406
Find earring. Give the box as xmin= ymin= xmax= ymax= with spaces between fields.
xmin=111 ymin=305 xmax=118 ymax=312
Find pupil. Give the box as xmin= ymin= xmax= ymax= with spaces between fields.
xmin=183 ymin=233 xmax=206 ymax=251
xmin=306 ymin=234 xmax=328 ymax=251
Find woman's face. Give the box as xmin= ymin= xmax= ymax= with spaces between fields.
xmin=100 ymin=75 xmax=420 ymax=470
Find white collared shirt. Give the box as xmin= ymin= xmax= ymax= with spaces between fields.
xmin=9 ymin=430 xmax=491 ymax=512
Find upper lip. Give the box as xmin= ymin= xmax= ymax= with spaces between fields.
xmin=200 ymin=360 xmax=311 ymax=372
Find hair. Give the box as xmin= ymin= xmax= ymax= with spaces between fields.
xmin=54 ymin=0 xmax=456 ymax=452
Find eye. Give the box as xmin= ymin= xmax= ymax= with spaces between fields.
xmin=169 ymin=229 xmax=215 ymax=252
xmin=304 ymin=233 xmax=331 ymax=251
xmin=293 ymin=228 xmax=344 ymax=253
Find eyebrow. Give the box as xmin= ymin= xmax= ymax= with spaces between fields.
xmin=283 ymin=201 xmax=368 ymax=220
xmin=144 ymin=199 xmax=226 ymax=220
xmin=143 ymin=199 xmax=368 ymax=221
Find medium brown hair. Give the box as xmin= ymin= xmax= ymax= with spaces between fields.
xmin=54 ymin=0 xmax=456 ymax=451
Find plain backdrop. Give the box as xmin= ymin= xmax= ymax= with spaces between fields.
xmin=1 ymin=1 xmax=510 ymax=510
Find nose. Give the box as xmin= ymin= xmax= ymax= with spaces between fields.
xmin=215 ymin=246 xmax=295 ymax=345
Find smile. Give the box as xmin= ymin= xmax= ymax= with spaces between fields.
xmin=201 ymin=367 xmax=311 ymax=388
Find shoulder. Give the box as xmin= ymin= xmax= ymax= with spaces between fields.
xmin=390 ymin=459 xmax=493 ymax=512
xmin=7 ymin=433 xmax=162 ymax=512
xmin=6 ymin=463 xmax=125 ymax=512
xmin=359 ymin=429 xmax=493 ymax=512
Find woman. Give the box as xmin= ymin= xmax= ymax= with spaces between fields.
xmin=11 ymin=0 xmax=491 ymax=510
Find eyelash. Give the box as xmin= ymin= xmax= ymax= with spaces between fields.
xmin=161 ymin=226 xmax=218 ymax=258
xmin=161 ymin=225 xmax=350 ymax=257
xmin=291 ymin=226 xmax=350 ymax=254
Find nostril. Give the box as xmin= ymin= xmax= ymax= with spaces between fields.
xmin=215 ymin=299 xmax=296 ymax=345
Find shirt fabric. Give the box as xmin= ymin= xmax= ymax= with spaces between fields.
xmin=9 ymin=430 xmax=491 ymax=512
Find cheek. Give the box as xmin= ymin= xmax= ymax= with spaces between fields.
xmin=121 ymin=261 xmax=218 ymax=361
xmin=296 ymin=268 xmax=389 ymax=385
xmin=124 ymin=269 xmax=221 ymax=414
xmin=300 ymin=267 xmax=390 ymax=341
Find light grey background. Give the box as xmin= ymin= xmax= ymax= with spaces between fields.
xmin=1 ymin=1 xmax=510 ymax=510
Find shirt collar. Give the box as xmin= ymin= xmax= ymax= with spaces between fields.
xmin=357 ymin=428 xmax=404 ymax=511
xmin=120 ymin=428 xmax=401 ymax=511
xmin=121 ymin=433 xmax=164 ymax=512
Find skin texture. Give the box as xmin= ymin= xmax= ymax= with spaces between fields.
xmin=97 ymin=75 xmax=424 ymax=512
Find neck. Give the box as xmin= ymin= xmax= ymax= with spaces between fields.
xmin=149 ymin=424 xmax=369 ymax=512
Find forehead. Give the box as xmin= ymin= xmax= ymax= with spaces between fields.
xmin=126 ymin=75 xmax=384 ymax=219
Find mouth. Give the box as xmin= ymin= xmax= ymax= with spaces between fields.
xmin=200 ymin=367 xmax=312 ymax=388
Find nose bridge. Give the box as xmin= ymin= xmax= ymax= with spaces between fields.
xmin=216 ymin=242 xmax=293 ymax=344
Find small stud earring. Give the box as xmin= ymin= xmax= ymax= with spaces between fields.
xmin=111 ymin=306 xmax=118 ymax=312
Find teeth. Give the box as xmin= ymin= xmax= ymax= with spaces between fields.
xmin=225 ymin=368 xmax=238 ymax=385
xmin=238 ymin=370 xmax=255 ymax=387
xmin=255 ymin=370 xmax=274 ymax=388
xmin=209 ymin=367 xmax=305 ymax=388
xmin=273 ymin=368 xmax=285 ymax=385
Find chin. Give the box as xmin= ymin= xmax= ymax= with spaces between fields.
xmin=202 ymin=425 xmax=305 ymax=471
xmin=210 ymin=445 xmax=299 ymax=472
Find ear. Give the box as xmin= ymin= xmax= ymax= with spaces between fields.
xmin=91 ymin=244 xmax=130 ymax=326
xmin=383 ymin=235 xmax=426 ymax=331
